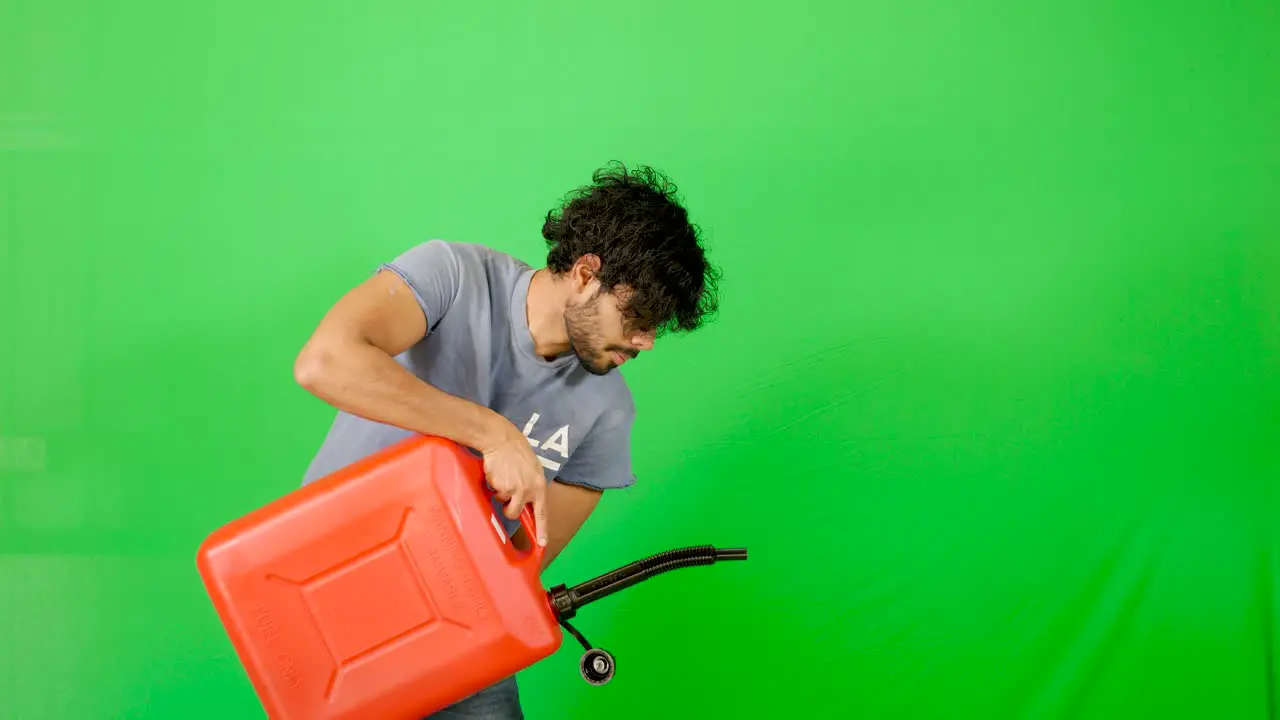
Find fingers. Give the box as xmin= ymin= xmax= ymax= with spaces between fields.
xmin=503 ymin=489 xmax=526 ymax=520
xmin=501 ymin=477 xmax=547 ymax=547
xmin=486 ymin=450 xmax=549 ymax=544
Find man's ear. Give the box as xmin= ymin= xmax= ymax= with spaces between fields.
xmin=570 ymin=254 xmax=602 ymax=291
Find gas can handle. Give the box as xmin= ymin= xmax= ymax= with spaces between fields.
xmin=484 ymin=483 xmax=544 ymax=568
xmin=517 ymin=504 xmax=544 ymax=565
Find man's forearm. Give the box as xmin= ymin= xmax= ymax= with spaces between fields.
xmin=294 ymin=338 xmax=509 ymax=453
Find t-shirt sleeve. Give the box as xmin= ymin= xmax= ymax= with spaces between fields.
xmin=377 ymin=239 xmax=463 ymax=332
xmin=555 ymin=407 xmax=637 ymax=492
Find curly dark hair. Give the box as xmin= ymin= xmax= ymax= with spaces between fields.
xmin=542 ymin=162 xmax=721 ymax=335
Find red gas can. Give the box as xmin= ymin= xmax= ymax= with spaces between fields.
xmin=196 ymin=434 xmax=559 ymax=720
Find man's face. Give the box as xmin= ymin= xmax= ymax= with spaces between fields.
xmin=563 ymin=288 xmax=656 ymax=376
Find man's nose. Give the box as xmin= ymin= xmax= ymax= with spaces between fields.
xmin=631 ymin=331 xmax=655 ymax=351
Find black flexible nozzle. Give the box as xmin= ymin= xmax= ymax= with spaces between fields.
xmin=548 ymin=545 xmax=747 ymax=622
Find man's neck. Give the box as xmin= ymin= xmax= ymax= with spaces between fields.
xmin=525 ymin=268 xmax=571 ymax=359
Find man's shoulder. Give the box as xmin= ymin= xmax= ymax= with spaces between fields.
xmin=413 ymin=239 xmax=530 ymax=275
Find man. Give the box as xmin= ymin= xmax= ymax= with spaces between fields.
xmin=291 ymin=162 xmax=720 ymax=718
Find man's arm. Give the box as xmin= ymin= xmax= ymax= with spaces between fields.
xmin=293 ymin=269 xmax=510 ymax=453
xmin=295 ymin=242 xmax=550 ymax=542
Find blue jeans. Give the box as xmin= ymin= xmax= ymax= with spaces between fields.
xmin=425 ymin=676 xmax=523 ymax=719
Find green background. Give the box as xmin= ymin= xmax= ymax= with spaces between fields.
xmin=2 ymin=0 xmax=1278 ymax=717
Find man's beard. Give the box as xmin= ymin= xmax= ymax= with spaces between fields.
xmin=564 ymin=296 xmax=634 ymax=376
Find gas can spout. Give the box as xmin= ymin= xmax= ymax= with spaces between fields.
xmin=546 ymin=545 xmax=747 ymax=681
xmin=548 ymin=545 xmax=747 ymax=623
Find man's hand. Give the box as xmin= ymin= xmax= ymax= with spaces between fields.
xmin=480 ymin=427 xmax=549 ymax=547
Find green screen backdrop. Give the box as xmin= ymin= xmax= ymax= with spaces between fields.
xmin=2 ymin=1 xmax=1278 ymax=718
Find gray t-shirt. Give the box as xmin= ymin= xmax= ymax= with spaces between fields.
xmin=300 ymin=239 xmax=637 ymax=534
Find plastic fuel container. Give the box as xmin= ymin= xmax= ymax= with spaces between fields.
xmin=196 ymin=435 xmax=556 ymax=720
xmin=197 ymin=433 xmax=748 ymax=720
